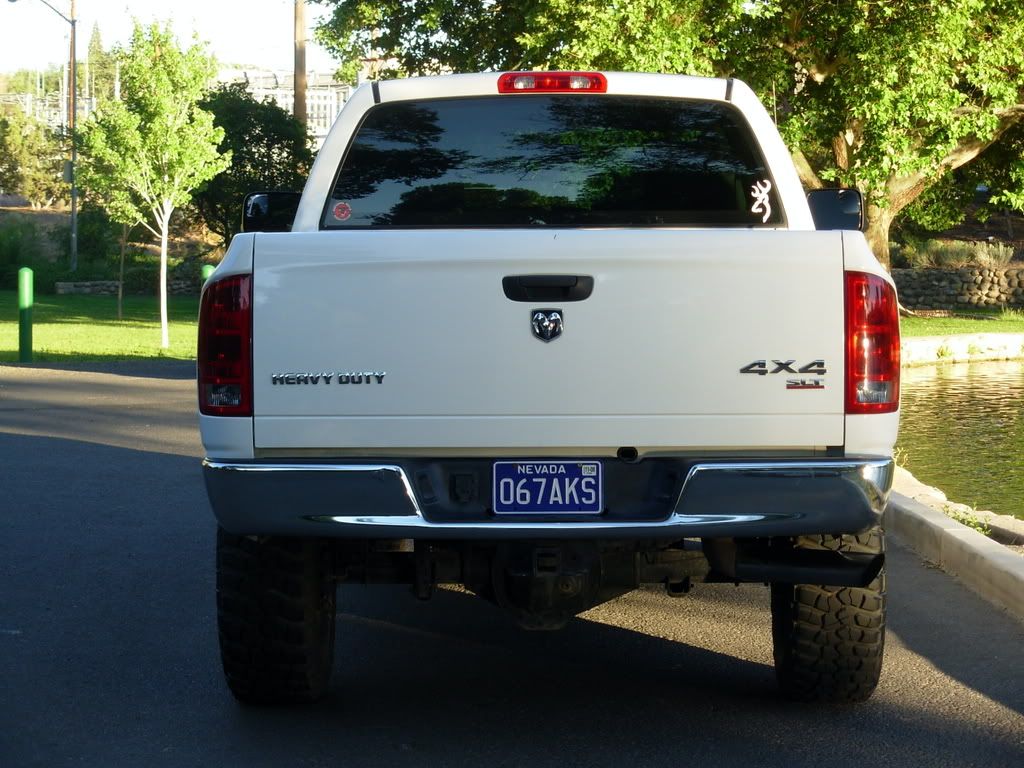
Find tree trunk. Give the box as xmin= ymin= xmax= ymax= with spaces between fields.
xmin=864 ymin=204 xmax=893 ymax=270
xmin=159 ymin=206 xmax=171 ymax=349
xmin=117 ymin=223 xmax=127 ymax=321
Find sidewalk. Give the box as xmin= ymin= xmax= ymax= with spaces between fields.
xmin=887 ymin=467 xmax=1024 ymax=624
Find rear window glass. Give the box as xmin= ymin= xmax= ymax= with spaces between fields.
xmin=322 ymin=95 xmax=783 ymax=229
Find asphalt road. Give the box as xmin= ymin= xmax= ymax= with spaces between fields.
xmin=2 ymin=363 xmax=1023 ymax=768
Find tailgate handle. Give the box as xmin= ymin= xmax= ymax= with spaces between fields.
xmin=502 ymin=275 xmax=594 ymax=302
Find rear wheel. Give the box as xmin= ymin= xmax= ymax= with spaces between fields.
xmin=770 ymin=529 xmax=885 ymax=703
xmin=216 ymin=529 xmax=336 ymax=704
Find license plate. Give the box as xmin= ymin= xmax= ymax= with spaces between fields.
xmin=492 ymin=461 xmax=603 ymax=514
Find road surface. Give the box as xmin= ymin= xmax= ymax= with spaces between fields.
xmin=1 ymin=363 xmax=1022 ymax=767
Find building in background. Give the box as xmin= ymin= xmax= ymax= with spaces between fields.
xmin=217 ymin=68 xmax=351 ymax=149
xmin=2 ymin=66 xmax=350 ymax=150
xmin=0 ymin=69 xmax=94 ymax=133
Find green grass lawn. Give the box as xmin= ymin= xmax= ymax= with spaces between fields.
xmin=0 ymin=290 xmax=199 ymax=362
xmin=900 ymin=308 xmax=1024 ymax=337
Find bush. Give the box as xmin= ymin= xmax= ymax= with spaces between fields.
xmin=48 ymin=205 xmax=120 ymax=266
xmin=122 ymin=262 xmax=160 ymax=295
xmin=0 ymin=218 xmax=42 ymax=288
xmin=971 ymin=240 xmax=1015 ymax=268
xmin=169 ymin=254 xmax=209 ymax=285
xmin=893 ymin=238 xmax=1017 ymax=269
xmin=26 ymin=260 xmax=76 ymax=294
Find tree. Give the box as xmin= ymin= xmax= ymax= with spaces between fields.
xmin=0 ymin=108 xmax=67 ymax=208
xmin=80 ymin=22 xmax=229 ymax=348
xmin=315 ymin=0 xmax=1024 ymax=266
xmin=192 ymin=83 xmax=313 ymax=244
xmin=0 ymin=65 xmax=63 ymax=96
xmin=724 ymin=1 xmax=1024 ymax=264
xmin=86 ymin=23 xmax=118 ymax=103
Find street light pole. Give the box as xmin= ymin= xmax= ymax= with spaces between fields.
xmin=8 ymin=0 xmax=78 ymax=271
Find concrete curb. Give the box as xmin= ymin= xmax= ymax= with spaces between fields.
xmin=892 ymin=466 xmax=1024 ymax=546
xmin=885 ymin=492 xmax=1024 ymax=624
xmin=901 ymin=333 xmax=1024 ymax=366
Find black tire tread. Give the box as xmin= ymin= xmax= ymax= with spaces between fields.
xmin=216 ymin=529 xmax=336 ymax=705
xmin=771 ymin=529 xmax=885 ymax=703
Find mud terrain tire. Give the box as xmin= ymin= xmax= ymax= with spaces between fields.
xmin=216 ymin=529 xmax=336 ymax=704
xmin=770 ymin=528 xmax=885 ymax=703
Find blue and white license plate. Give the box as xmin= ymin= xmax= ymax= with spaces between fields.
xmin=492 ymin=461 xmax=603 ymax=514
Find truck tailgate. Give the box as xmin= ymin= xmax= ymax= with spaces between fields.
xmin=251 ymin=229 xmax=845 ymax=451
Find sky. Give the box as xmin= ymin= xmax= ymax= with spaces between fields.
xmin=0 ymin=0 xmax=338 ymax=75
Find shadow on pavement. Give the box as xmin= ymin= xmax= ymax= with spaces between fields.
xmin=1 ymin=359 xmax=195 ymax=379
xmin=886 ymin=536 xmax=1024 ymax=718
xmin=1 ymin=432 xmax=1022 ymax=767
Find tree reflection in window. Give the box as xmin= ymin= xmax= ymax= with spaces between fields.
xmin=323 ymin=96 xmax=782 ymax=228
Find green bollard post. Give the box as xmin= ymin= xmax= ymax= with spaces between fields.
xmin=201 ymin=264 xmax=216 ymax=284
xmin=18 ymin=267 xmax=33 ymax=363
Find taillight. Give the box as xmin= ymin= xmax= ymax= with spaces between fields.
xmin=198 ymin=274 xmax=252 ymax=417
xmin=845 ymin=271 xmax=900 ymax=414
xmin=497 ymin=71 xmax=607 ymax=94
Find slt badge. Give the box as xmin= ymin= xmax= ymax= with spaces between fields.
xmin=532 ymin=309 xmax=563 ymax=342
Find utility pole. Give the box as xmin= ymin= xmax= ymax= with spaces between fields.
xmin=7 ymin=0 xmax=79 ymax=270
xmin=69 ymin=0 xmax=77 ymax=270
xmin=294 ymin=0 xmax=306 ymax=126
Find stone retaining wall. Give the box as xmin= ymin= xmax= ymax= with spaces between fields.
xmin=55 ymin=279 xmax=199 ymax=296
xmin=55 ymin=280 xmax=120 ymax=295
xmin=893 ymin=267 xmax=1024 ymax=309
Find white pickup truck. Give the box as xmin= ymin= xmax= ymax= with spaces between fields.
xmin=198 ymin=71 xmax=900 ymax=706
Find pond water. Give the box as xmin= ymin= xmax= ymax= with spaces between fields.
xmin=896 ymin=361 xmax=1024 ymax=520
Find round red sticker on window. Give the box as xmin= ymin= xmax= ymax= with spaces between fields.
xmin=332 ymin=202 xmax=352 ymax=221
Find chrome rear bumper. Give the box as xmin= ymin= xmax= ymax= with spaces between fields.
xmin=203 ymin=458 xmax=893 ymax=540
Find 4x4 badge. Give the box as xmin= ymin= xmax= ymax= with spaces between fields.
xmin=532 ymin=309 xmax=563 ymax=342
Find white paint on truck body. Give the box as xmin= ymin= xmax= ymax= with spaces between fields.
xmin=250 ymin=228 xmax=846 ymax=452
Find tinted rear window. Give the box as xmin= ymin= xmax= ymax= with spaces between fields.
xmin=322 ymin=95 xmax=783 ymax=229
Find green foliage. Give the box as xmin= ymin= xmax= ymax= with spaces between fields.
xmin=900 ymin=309 xmax=1024 ymax=337
xmin=314 ymin=0 xmax=744 ymax=80
xmin=122 ymin=263 xmax=159 ymax=295
xmin=0 ymin=66 xmax=64 ymax=97
xmin=315 ymin=0 xmax=1024 ymax=264
xmin=80 ymin=23 xmax=230 ymax=230
xmin=47 ymin=205 xmax=120 ymax=263
xmin=314 ymin=0 xmax=538 ymax=81
xmin=0 ymin=109 xmax=68 ymax=208
xmin=894 ymin=238 xmax=1016 ymax=269
xmin=79 ymin=22 xmax=230 ymax=347
xmin=901 ymin=179 xmax=977 ymax=233
xmin=970 ymin=123 xmax=1024 ymax=215
xmin=943 ymin=504 xmax=991 ymax=536
xmin=86 ymin=23 xmax=118 ymax=104
xmin=0 ymin=217 xmax=42 ymax=287
xmin=192 ymin=83 xmax=313 ymax=243
xmin=0 ymin=217 xmax=101 ymax=294
xmin=517 ymin=1 xmax=745 ymax=76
